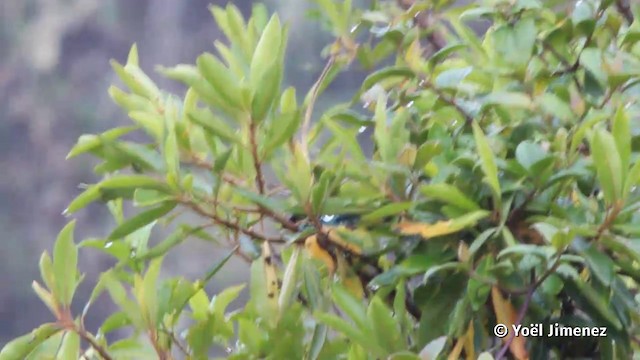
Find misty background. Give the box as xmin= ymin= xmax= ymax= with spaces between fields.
xmin=0 ymin=0 xmax=368 ymax=344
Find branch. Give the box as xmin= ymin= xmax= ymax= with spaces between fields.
xmin=595 ymin=202 xmax=623 ymax=241
xmin=421 ymin=78 xmax=473 ymax=124
xmin=76 ymin=328 xmax=113 ymax=360
xmin=161 ymin=329 xmax=189 ymax=357
xmin=178 ymin=196 xmax=286 ymax=243
xmin=182 ymin=154 xmax=246 ymax=187
xmin=248 ymin=122 xmax=266 ymax=194
xmin=616 ymin=0 xmax=634 ymax=24
xmin=58 ymin=308 xmax=113 ymax=360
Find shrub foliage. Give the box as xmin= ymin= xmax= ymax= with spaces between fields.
xmin=2 ymin=0 xmax=640 ymax=359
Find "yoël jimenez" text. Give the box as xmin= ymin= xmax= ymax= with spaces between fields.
xmin=511 ymin=323 xmax=607 ymax=337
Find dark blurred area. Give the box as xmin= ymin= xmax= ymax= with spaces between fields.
xmin=0 ymin=0 xmax=364 ymax=344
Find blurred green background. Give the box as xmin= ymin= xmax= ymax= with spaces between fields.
xmin=0 ymin=0 xmax=366 ymax=344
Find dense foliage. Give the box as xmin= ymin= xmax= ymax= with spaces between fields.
xmin=3 ymin=0 xmax=640 ymax=358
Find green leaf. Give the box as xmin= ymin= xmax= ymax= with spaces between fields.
xmin=303 ymin=261 xmax=324 ymax=311
xmin=127 ymin=111 xmax=163 ymax=140
xmin=483 ymin=92 xmax=532 ymax=109
xmin=108 ymin=86 xmax=154 ymax=113
xmin=212 ymin=284 xmax=246 ymax=317
xmin=590 ymin=129 xmax=623 ymax=204
xmin=250 ymin=257 xmax=269 ymax=319
xmin=491 ymin=18 xmax=536 ymax=67
xmin=360 ymin=202 xmax=413 ymax=224
xmin=64 ymin=186 xmax=101 ymax=215
xmin=580 ymin=48 xmax=607 ymax=85
xmin=367 ymin=296 xmax=403 ymax=354
xmin=187 ymin=108 xmax=240 ymax=144
xmin=331 ymin=284 xmax=368 ymax=331
xmin=110 ymin=60 xmax=160 ymax=100
xmin=0 ymin=324 xmax=61 ymax=360
xmin=472 ymin=121 xmax=501 ymax=204
xmin=251 ymin=14 xmax=282 ymax=88
xmin=467 ymin=256 xmax=493 ymax=310
xmin=101 ymin=271 xmax=145 ymax=328
xmin=66 ymin=126 xmax=137 ymax=159
xmin=564 ymin=277 xmax=623 ymax=330
xmin=305 ymin=324 xmax=328 ymax=360
xmin=469 ymin=228 xmax=497 ymax=255
xmin=136 ymin=226 xmax=193 ymax=261
xmin=196 ymin=53 xmax=244 ymax=110
xmin=53 ymin=221 xmax=78 ymax=307
xmin=418 ymin=336 xmax=447 ymax=360
xmin=278 ymin=246 xmax=301 ymax=311
xmin=427 ymin=43 xmax=467 ymax=69
xmin=108 ymin=201 xmax=176 ymax=240
xmin=140 ymin=258 xmax=163 ymax=327
xmin=31 ymin=281 xmax=58 ymax=318
xmin=537 ymin=93 xmax=573 ymax=122
xmin=99 ymin=175 xmax=168 ymax=191
xmin=315 ymin=313 xmax=386 ymax=358
xmin=581 ymin=244 xmax=615 ymax=286
xmin=420 ymin=183 xmax=480 ymax=211
xmin=288 ymin=144 xmax=313 ymax=203
xmin=612 ymin=106 xmax=631 ymax=186
xmin=515 ymin=140 xmax=547 ymax=171
xmin=624 ymin=158 xmax=640 ymax=197
xmin=57 ymin=332 xmax=80 ymax=360
xmin=251 ymin=60 xmax=281 ymax=122
xmin=360 ymin=66 xmax=414 ymax=93
xmin=434 ymin=67 xmax=472 ymax=89
xmin=188 ymin=289 xmax=210 ymax=322
xmin=38 ymin=252 xmax=55 ymax=294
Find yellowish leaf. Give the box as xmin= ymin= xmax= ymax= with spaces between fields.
xmin=326 ymin=226 xmax=363 ymax=255
xmin=304 ymin=235 xmax=336 ymax=274
xmin=397 ymin=211 xmax=490 ymax=240
xmin=463 ymin=321 xmax=475 ymax=360
xmin=262 ymin=242 xmax=280 ymax=311
xmin=457 ymin=242 xmax=470 ymax=262
xmin=447 ymin=337 xmax=464 ymax=360
xmin=398 ymin=220 xmax=456 ymax=238
xmin=491 ymin=287 xmax=529 ymax=360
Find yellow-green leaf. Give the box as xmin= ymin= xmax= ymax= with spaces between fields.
xmin=53 ymin=221 xmax=78 ymax=307
xmin=197 ymin=53 xmax=244 ymax=110
xmin=57 ymin=332 xmax=80 ymax=360
xmin=491 ymin=287 xmax=528 ymax=360
xmin=590 ymin=129 xmax=623 ymax=205
xmin=0 ymin=323 xmax=61 ymax=360
xmin=108 ymin=201 xmax=176 ymax=240
xmin=251 ymin=14 xmax=282 ymax=88
xmin=397 ymin=211 xmax=489 ymax=239
xmin=472 ymin=121 xmax=501 ymax=205
xmin=420 ymin=183 xmax=480 ymax=211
